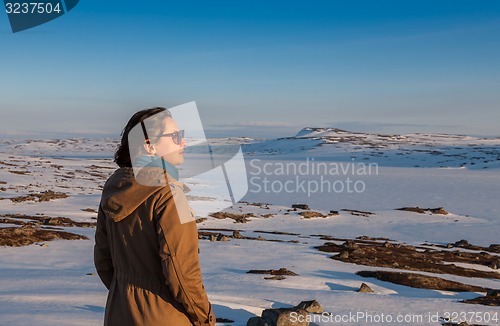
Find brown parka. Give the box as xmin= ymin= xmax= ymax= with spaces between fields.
xmin=94 ymin=167 xmax=215 ymax=326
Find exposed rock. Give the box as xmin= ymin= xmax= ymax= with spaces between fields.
xmin=292 ymin=204 xmax=309 ymax=210
xmin=232 ymin=230 xmax=244 ymax=238
xmin=489 ymin=244 xmax=500 ymax=252
xmin=217 ymin=234 xmax=230 ymax=241
xmin=356 ymin=235 xmax=391 ymax=241
xmin=356 ymin=270 xmax=489 ymax=292
xmin=455 ymin=239 xmax=469 ymax=247
xmin=216 ymin=318 xmax=235 ymax=323
xmin=396 ymin=206 xmax=427 ymax=214
xmin=429 ymin=207 xmax=449 ymax=215
xmin=264 ymin=275 xmax=286 ymax=281
xmin=299 ymin=211 xmax=325 ymax=219
xmin=254 ymin=230 xmax=300 ymax=236
xmin=328 ymin=210 xmax=339 ymax=215
xmin=437 ymin=240 xmax=500 ymax=254
xmin=461 ymin=291 xmax=500 ymax=306
xmin=8 ymin=170 xmax=30 ymax=175
xmin=441 ymin=322 xmax=470 ymax=326
xmin=294 ymin=300 xmax=323 ymax=313
xmin=199 ymin=229 xmax=295 ymax=243
xmin=339 ymin=251 xmax=349 ymax=259
xmin=10 ymin=190 xmax=68 ymax=203
xmin=246 ymin=317 xmax=271 ymax=326
xmin=317 ymin=239 xmax=500 ymax=279
xmin=209 ymin=212 xmax=255 ymax=223
xmin=1 ymin=214 xmax=95 ymax=228
xmin=340 ymin=209 xmax=374 ymax=217
xmin=342 ymin=240 xmax=358 ymax=249
xmin=357 ymin=283 xmax=374 ymax=293
xmin=262 ymin=308 xmax=309 ymax=326
xmin=247 ymin=268 xmax=298 ymax=276
xmin=396 ymin=207 xmax=449 ymax=215
xmin=0 ymin=226 xmax=88 ymax=247
xmin=487 ymin=289 xmax=500 ymax=297
xmin=81 ymin=208 xmax=98 ymax=213
xmin=243 ymin=202 xmax=271 ymax=208
xmin=246 ymin=317 xmax=261 ymax=326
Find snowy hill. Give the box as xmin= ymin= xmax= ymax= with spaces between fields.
xmin=244 ymin=128 xmax=500 ymax=169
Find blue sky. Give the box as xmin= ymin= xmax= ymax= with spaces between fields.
xmin=0 ymin=0 xmax=499 ymax=138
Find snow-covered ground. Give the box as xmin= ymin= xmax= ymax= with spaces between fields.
xmin=0 ymin=130 xmax=499 ymax=325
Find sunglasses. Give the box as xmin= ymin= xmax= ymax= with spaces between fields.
xmin=160 ymin=130 xmax=185 ymax=145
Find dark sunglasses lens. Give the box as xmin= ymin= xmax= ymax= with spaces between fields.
xmin=174 ymin=130 xmax=184 ymax=144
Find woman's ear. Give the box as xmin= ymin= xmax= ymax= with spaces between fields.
xmin=143 ymin=142 xmax=156 ymax=155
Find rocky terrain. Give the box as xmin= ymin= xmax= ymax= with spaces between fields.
xmin=1 ymin=134 xmax=499 ymax=325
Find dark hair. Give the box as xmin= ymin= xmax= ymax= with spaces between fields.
xmin=114 ymin=107 xmax=171 ymax=167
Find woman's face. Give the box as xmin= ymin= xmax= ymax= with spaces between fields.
xmin=152 ymin=117 xmax=186 ymax=166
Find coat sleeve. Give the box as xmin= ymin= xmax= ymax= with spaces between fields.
xmin=155 ymin=189 xmax=215 ymax=326
xmin=94 ymin=206 xmax=114 ymax=289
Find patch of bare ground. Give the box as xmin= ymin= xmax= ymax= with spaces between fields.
xmin=311 ymin=234 xmax=394 ymax=244
xmin=462 ymin=290 xmax=500 ymax=306
xmin=316 ymin=239 xmax=500 ymax=279
xmin=430 ymin=239 xmax=500 ymax=255
xmin=239 ymin=201 xmax=270 ymax=209
xmin=209 ymin=212 xmax=255 ymax=223
xmin=1 ymin=214 xmax=96 ymax=228
xmin=0 ymin=218 xmax=26 ymax=226
xmin=396 ymin=206 xmax=449 ymax=215
xmin=88 ymin=164 xmax=115 ymax=170
xmin=341 ymin=209 xmax=374 ymax=217
xmin=0 ymin=161 xmax=17 ymax=166
xmin=254 ymin=230 xmax=300 ymax=236
xmin=356 ymin=235 xmax=392 ymax=241
xmin=10 ymin=190 xmax=68 ymax=203
xmin=81 ymin=208 xmax=98 ymax=213
xmin=299 ymin=211 xmax=326 ymax=218
xmin=247 ymin=267 xmax=298 ymax=280
xmin=0 ymin=226 xmax=88 ymax=247
xmin=198 ymin=229 xmax=299 ymax=243
xmin=87 ymin=171 xmax=108 ymax=178
xmin=8 ymin=170 xmax=30 ymax=175
xmin=356 ymin=271 xmax=489 ymax=292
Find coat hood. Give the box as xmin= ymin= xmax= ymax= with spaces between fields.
xmin=100 ymin=167 xmax=167 ymax=222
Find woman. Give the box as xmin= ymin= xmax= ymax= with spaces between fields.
xmin=94 ymin=107 xmax=215 ymax=326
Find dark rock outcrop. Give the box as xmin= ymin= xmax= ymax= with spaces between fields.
xmin=357 ymin=270 xmax=490 ymax=292
xmin=247 ymin=268 xmax=298 ymax=276
xmin=292 ymin=204 xmax=310 ymax=210
xmin=246 ymin=300 xmax=324 ymax=326
xmin=396 ymin=207 xmax=449 ymax=215
xmin=358 ymin=283 xmax=374 ymax=293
